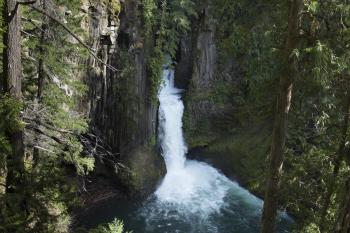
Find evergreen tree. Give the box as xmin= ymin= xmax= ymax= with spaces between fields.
xmin=261 ymin=1 xmax=304 ymax=232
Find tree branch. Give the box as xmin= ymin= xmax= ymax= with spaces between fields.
xmin=34 ymin=146 xmax=55 ymax=154
xmin=28 ymin=5 xmax=119 ymax=72
xmin=17 ymin=0 xmax=38 ymax=5
xmin=21 ymin=29 xmax=36 ymax=38
xmin=21 ymin=17 xmax=46 ymax=33
xmin=26 ymin=124 xmax=64 ymax=144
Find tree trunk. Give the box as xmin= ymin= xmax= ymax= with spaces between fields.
xmin=261 ymin=1 xmax=303 ymax=233
xmin=320 ymin=90 xmax=350 ymax=232
xmin=3 ymin=2 xmax=22 ymax=97
xmin=334 ymin=178 xmax=350 ymax=233
xmin=37 ymin=0 xmax=52 ymax=99
xmin=3 ymin=0 xmax=26 ymax=227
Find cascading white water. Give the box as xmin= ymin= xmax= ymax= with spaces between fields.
xmin=78 ymin=66 xmax=293 ymax=233
xmin=157 ymin=68 xmax=187 ymax=172
xmin=135 ymin=67 xmax=293 ymax=233
xmin=155 ymin=68 xmax=231 ymax=212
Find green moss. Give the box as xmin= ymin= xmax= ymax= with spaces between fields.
xmin=149 ymin=135 xmax=157 ymax=147
xmin=184 ymin=112 xmax=216 ymax=148
xmin=209 ymin=126 xmax=270 ymax=192
xmin=119 ymin=146 xmax=165 ymax=196
xmin=189 ymin=122 xmax=271 ymax=194
xmin=147 ymin=47 xmax=164 ymax=104
xmin=110 ymin=0 xmax=121 ymax=16
xmin=103 ymin=0 xmax=121 ymax=16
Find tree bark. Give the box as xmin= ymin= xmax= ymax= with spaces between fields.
xmin=3 ymin=0 xmax=26 ymax=228
xmin=3 ymin=2 xmax=22 ymax=97
xmin=261 ymin=1 xmax=303 ymax=233
xmin=36 ymin=0 xmax=52 ymax=99
xmin=320 ymin=90 xmax=350 ymax=232
xmin=4 ymin=0 xmax=24 ymax=183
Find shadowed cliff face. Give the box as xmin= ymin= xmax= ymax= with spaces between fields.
xmin=81 ymin=0 xmax=164 ymax=196
xmin=174 ymin=0 xmax=248 ymax=146
xmin=175 ymin=2 xmax=267 ymax=194
xmin=179 ymin=4 xmax=234 ymax=149
xmin=78 ymin=0 xmax=248 ymax=197
xmin=84 ymin=0 xmax=156 ymax=153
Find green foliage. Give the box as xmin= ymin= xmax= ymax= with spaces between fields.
xmin=0 ymin=0 xmax=4 ymax=72
xmin=110 ymin=0 xmax=121 ymax=16
xmin=22 ymin=0 xmax=92 ymax=175
xmin=187 ymin=0 xmax=350 ymax=231
xmin=102 ymin=0 xmax=121 ymax=16
xmin=157 ymin=0 xmax=196 ymax=58
xmin=142 ymin=0 xmax=196 ymax=102
xmin=89 ymin=218 xmax=130 ymax=233
xmin=147 ymin=47 xmax=164 ymax=103
xmin=0 ymin=1 xmax=96 ymax=232
xmin=0 ymin=95 xmax=23 ymax=135
xmin=0 ymin=95 xmax=23 ymax=168
xmin=142 ymin=0 xmax=157 ymax=36
xmin=213 ymin=0 xmax=287 ymax=120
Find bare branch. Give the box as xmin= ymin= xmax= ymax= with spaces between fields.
xmin=17 ymin=0 xmax=38 ymax=5
xmin=28 ymin=5 xmax=119 ymax=72
xmin=23 ymin=116 xmax=75 ymax=135
xmin=26 ymin=124 xmax=64 ymax=144
xmin=34 ymin=146 xmax=55 ymax=154
xmin=21 ymin=17 xmax=46 ymax=33
xmin=21 ymin=29 xmax=36 ymax=37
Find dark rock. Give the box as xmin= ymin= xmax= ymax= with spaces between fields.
xmin=81 ymin=0 xmax=164 ymax=197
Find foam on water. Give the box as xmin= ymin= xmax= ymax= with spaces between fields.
xmin=133 ymin=67 xmax=292 ymax=233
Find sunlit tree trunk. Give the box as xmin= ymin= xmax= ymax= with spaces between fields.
xmin=3 ymin=0 xmax=26 ymax=226
xmin=261 ymin=1 xmax=303 ymax=232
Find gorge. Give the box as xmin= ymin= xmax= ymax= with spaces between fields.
xmin=1 ymin=0 xmax=350 ymax=233
xmin=78 ymin=67 xmax=293 ymax=233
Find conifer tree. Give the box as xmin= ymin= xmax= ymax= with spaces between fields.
xmin=261 ymin=1 xmax=304 ymax=232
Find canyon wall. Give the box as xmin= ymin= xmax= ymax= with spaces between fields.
xmin=81 ymin=0 xmax=164 ymax=196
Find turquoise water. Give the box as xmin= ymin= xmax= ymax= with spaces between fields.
xmin=78 ymin=67 xmax=293 ymax=233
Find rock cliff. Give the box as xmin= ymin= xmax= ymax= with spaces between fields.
xmin=81 ymin=0 xmax=164 ymax=196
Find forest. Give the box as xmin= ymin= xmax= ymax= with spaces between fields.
xmin=0 ymin=0 xmax=350 ymax=233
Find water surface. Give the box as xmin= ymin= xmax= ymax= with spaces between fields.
xmin=79 ymin=68 xmax=293 ymax=233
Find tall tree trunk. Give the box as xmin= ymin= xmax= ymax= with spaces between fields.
xmin=334 ymin=178 xmax=350 ymax=233
xmin=3 ymin=0 xmax=26 ymax=228
xmin=320 ymin=90 xmax=350 ymax=232
xmin=37 ymin=0 xmax=51 ymax=100
xmin=261 ymin=1 xmax=303 ymax=233
xmin=3 ymin=2 xmax=22 ymax=97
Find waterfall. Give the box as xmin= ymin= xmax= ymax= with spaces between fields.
xmin=134 ymin=67 xmax=293 ymax=233
xmin=155 ymin=68 xmax=231 ymax=211
xmin=157 ymin=68 xmax=187 ymax=172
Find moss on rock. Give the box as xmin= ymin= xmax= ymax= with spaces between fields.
xmin=188 ymin=122 xmax=271 ymax=195
xmin=119 ymin=145 xmax=166 ymax=197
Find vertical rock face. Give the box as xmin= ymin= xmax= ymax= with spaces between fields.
xmin=174 ymin=1 xmax=267 ymax=192
xmin=178 ymin=2 xmax=243 ymax=149
xmin=181 ymin=4 xmax=219 ymax=148
xmin=192 ymin=8 xmax=217 ymax=90
xmin=174 ymin=35 xmax=193 ymax=89
xmin=81 ymin=0 xmax=164 ymax=195
xmin=84 ymin=0 xmax=155 ymax=152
